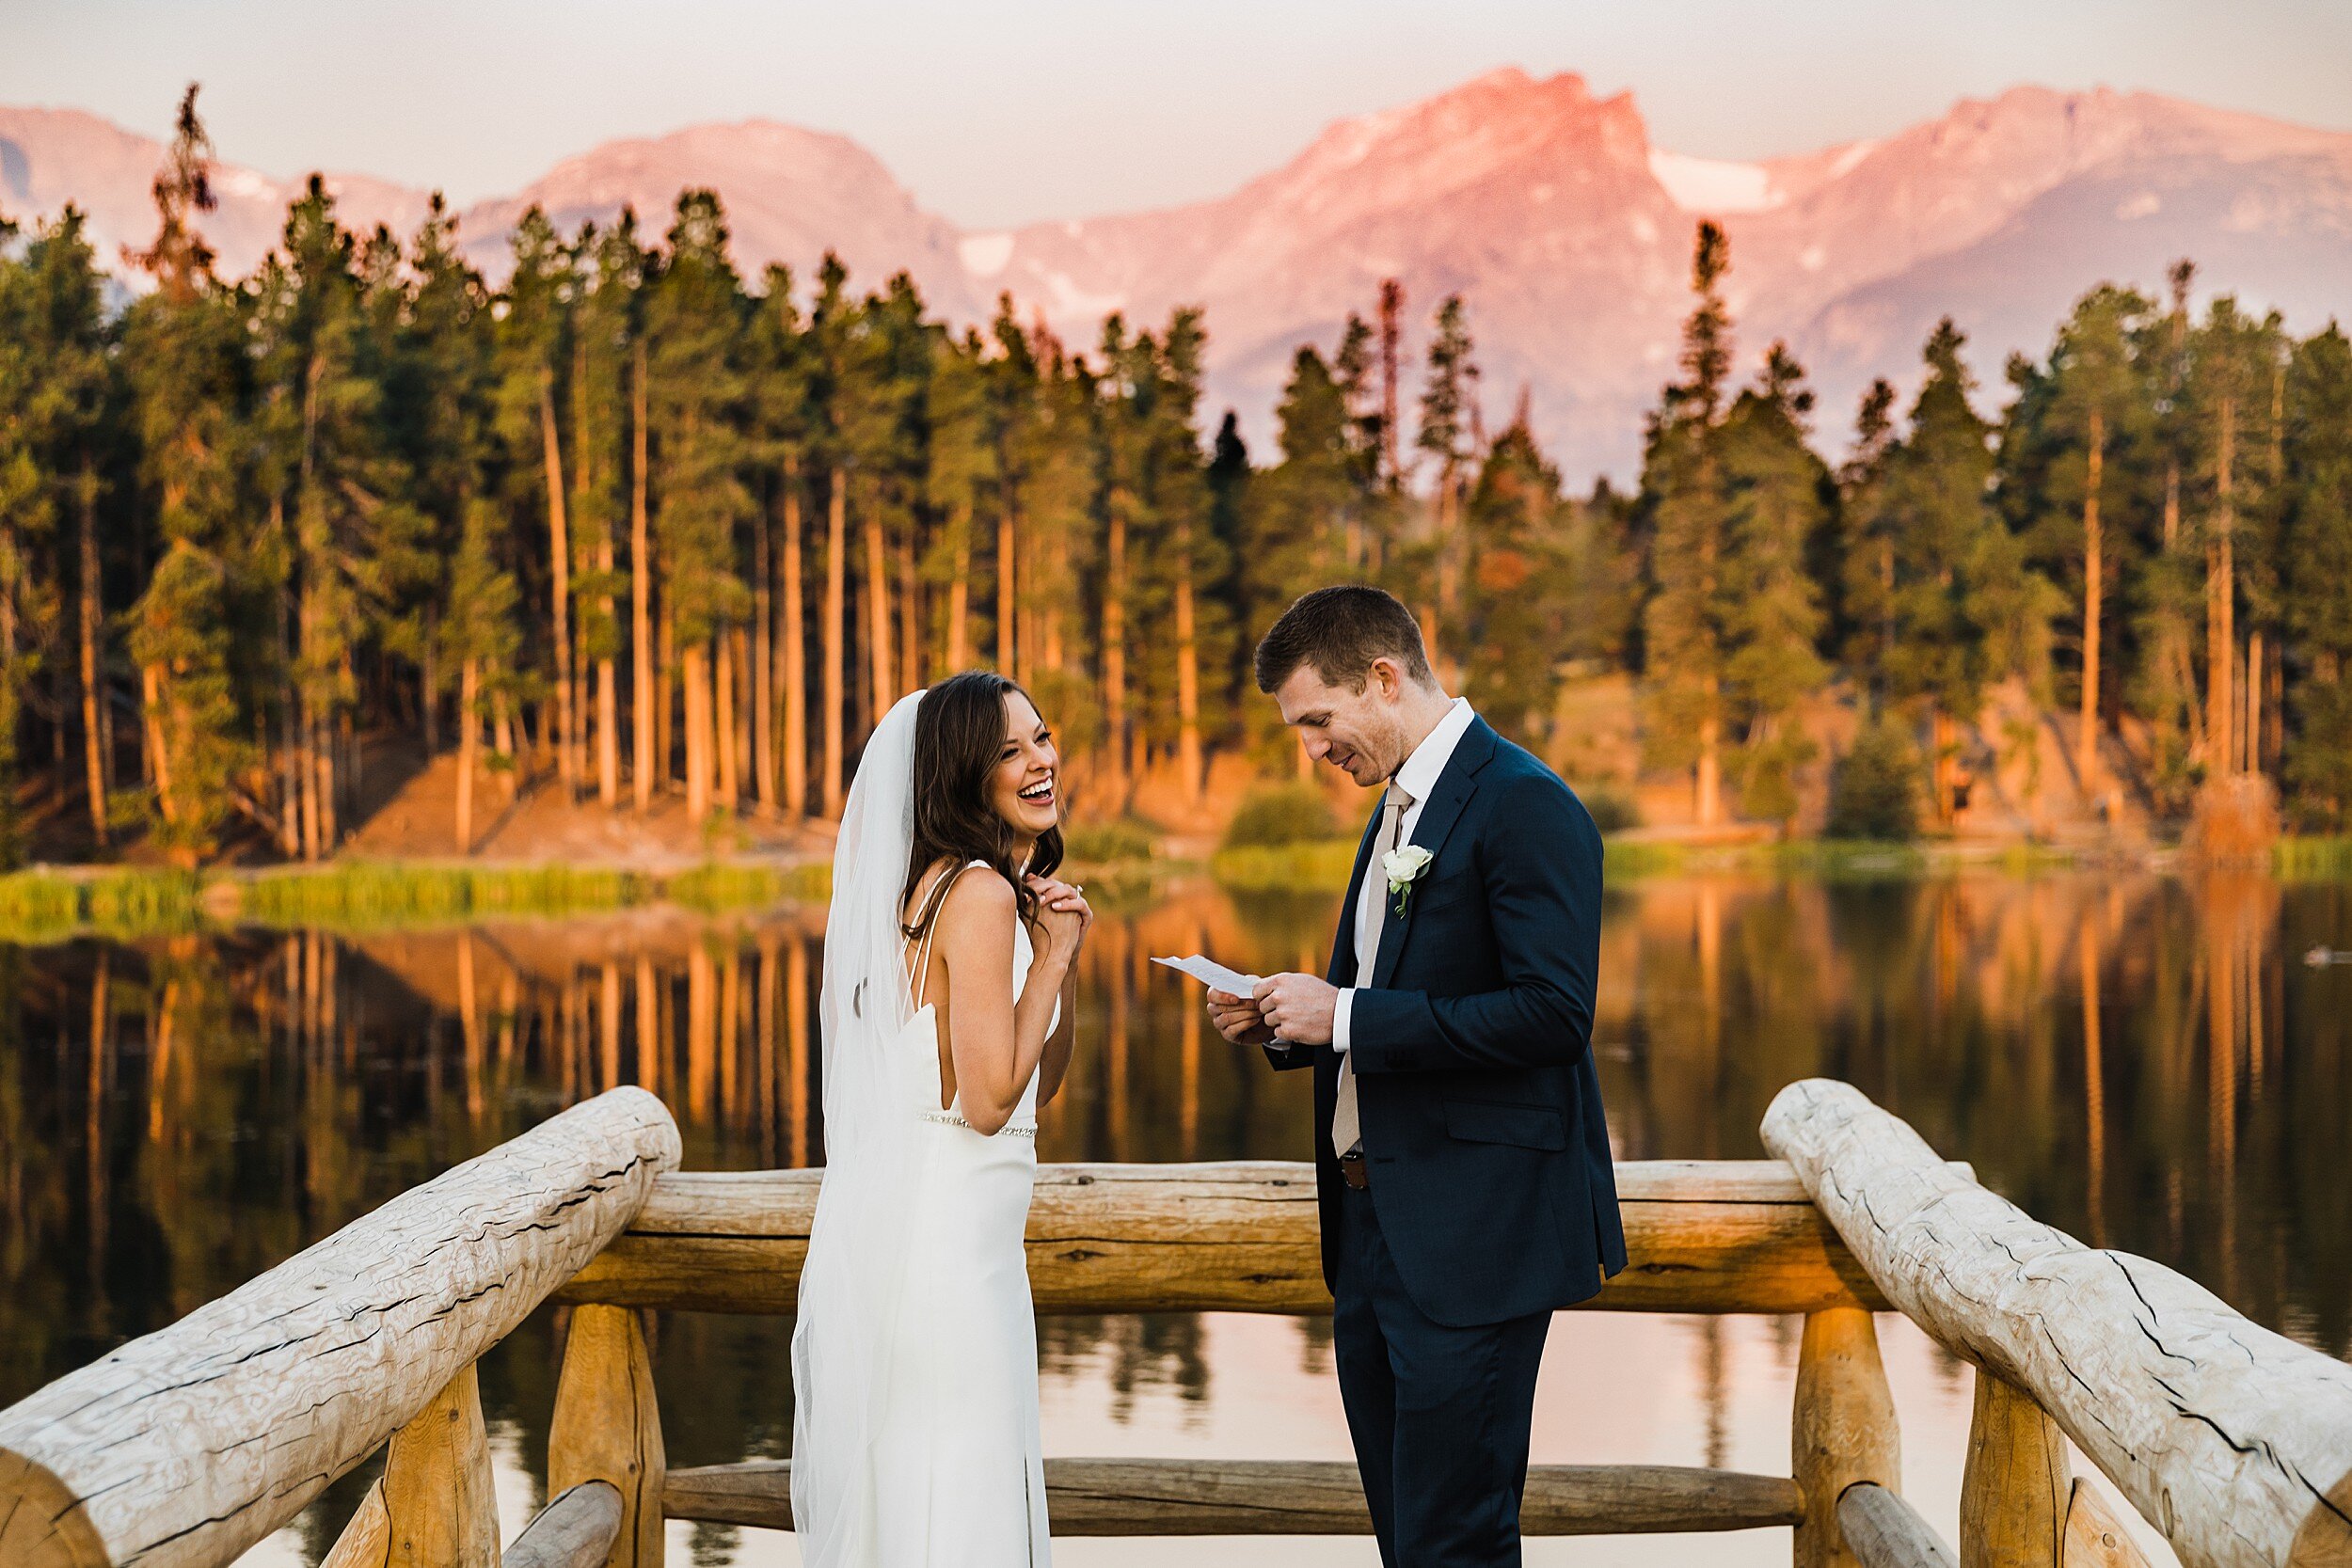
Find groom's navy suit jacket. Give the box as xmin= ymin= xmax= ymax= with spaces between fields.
xmin=1267 ymin=717 xmax=1626 ymax=1328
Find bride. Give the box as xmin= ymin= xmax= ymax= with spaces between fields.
xmin=792 ymin=672 xmax=1092 ymax=1566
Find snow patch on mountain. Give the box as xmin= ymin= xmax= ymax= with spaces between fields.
xmin=960 ymin=232 xmax=1013 ymax=277
xmin=1647 ymin=150 xmax=1780 ymax=213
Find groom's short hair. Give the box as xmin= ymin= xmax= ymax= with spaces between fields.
xmin=1254 ymin=586 xmax=1436 ymax=694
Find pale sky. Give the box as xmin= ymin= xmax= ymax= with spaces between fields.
xmin=8 ymin=0 xmax=2351 ymax=229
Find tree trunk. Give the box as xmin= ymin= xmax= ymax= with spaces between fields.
xmin=733 ymin=626 xmax=755 ymax=816
xmin=995 ymin=500 xmax=1016 ymax=677
xmin=493 ymin=684 xmax=516 ymax=801
xmin=421 ymin=603 xmax=438 ymax=758
xmin=656 ymin=597 xmax=675 ymax=798
xmin=753 ymin=488 xmax=774 ymax=816
xmin=864 ymin=487 xmax=892 ymax=726
xmin=455 ymin=657 xmax=479 ymax=854
xmin=631 ymin=342 xmax=654 ymax=815
xmin=1104 ymin=509 xmax=1128 ymax=801
xmin=781 ymin=459 xmax=807 ymax=817
xmin=2079 ymin=408 xmax=2105 ymax=795
xmin=77 ymin=467 xmax=108 ymax=849
xmin=1174 ymin=515 xmax=1201 ymax=803
xmin=540 ymin=371 xmax=576 ymax=798
xmin=714 ymin=630 xmax=739 ymax=812
xmin=142 ymin=665 xmax=176 ymax=826
xmin=898 ymin=526 xmax=920 ymax=695
xmin=2207 ymin=395 xmax=2236 ymax=779
xmin=822 ymin=468 xmax=847 ymax=817
xmin=1696 ymin=698 xmax=1721 ymax=830
xmin=682 ymin=641 xmax=711 ymax=821
xmin=946 ymin=501 xmax=972 ymax=672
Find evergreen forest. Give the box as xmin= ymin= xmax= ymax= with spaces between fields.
xmin=5 ymin=89 xmax=2351 ymax=866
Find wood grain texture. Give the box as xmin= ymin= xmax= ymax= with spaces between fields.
xmin=1794 ymin=1307 xmax=1901 ymax=1568
xmin=502 ymin=1483 xmax=624 ymax=1568
xmin=1764 ymin=1078 xmax=2352 ymax=1568
xmin=1840 ymin=1483 xmax=1959 ymax=1568
xmin=0 ymin=1089 xmax=679 ymax=1568
xmin=548 ymin=1307 xmax=664 ymax=1568
xmin=557 ymin=1161 xmax=1918 ymax=1316
xmin=660 ymin=1457 xmax=1806 ymax=1535
xmin=316 ymin=1482 xmax=386 ymax=1568
xmin=1962 ymin=1370 xmax=2069 ymax=1568
xmin=2064 ymin=1479 xmax=2155 ymax=1568
xmin=381 ymin=1364 xmax=499 ymax=1568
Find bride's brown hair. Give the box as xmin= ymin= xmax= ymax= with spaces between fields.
xmin=900 ymin=671 xmax=1065 ymax=940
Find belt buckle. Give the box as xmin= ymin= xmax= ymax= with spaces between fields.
xmin=1338 ymin=1151 xmax=1369 ymax=1190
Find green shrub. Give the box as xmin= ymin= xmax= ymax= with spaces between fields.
xmin=1826 ymin=720 xmax=1920 ymax=842
xmin=1065 ymin=818 xmax=1157 ymax=863
xmin=664 ymin=862 xmax=826 ymax=911
xmin=1211 ymin=840 xmax=1360 ymax=893
xmin=2277 ymin=835 xmax=2352 ymax=880
xmin=1222 ymin=783 xmax=1339 ymax=849
xmin=1578 ymin=784 xmax=1641 ymax=835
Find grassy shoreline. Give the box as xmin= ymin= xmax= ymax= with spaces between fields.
xmin=2 ymin=832 xmax=2344 ymax=943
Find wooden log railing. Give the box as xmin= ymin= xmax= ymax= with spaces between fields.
xmin=4 ymin=1078 xmax=2343 ymax=1568
xmin=1766 ymin=1078 xmax=2352 ymax=1568
xmin=0 ymin=1088 xmax=681 ymax=1568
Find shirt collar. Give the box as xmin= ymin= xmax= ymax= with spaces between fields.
xmin=1393 ymin=697 xmax=1476 ymax=804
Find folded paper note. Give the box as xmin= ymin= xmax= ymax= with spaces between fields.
xmin=1151 ymin=954 xmax=1265 ymax=997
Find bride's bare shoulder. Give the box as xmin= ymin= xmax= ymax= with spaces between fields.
xmin=934 ymin=863 xmax=1017 ymax=930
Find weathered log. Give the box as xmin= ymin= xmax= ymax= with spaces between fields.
xmin=502 ymin=1484 xmax=624 ymax=1568
xmin=557 ymin=1160 xmax=1948 ymax=1316
xmin=1961 ymin=1370 xmax=2069 ymax=1568
xmin=2064 ymin=1479 xmax=2155 ymax=1568
xmin=548 ymin=1306 xmax=664 ymax=1568
xmin=1764 ymin=1078 xmax=2352 ymax=1568
xmin=660 ymin=1457 xmax=1806 ymax=1535
xmin=1839 ymin=1482 xmax=1959 ymax=1568
xmin=1794 ymin=1307 xmax=1901 ymax=1568
xmin=0 ymin=1089 xmax=680 ymax=1568
xmin=382 ymin=1364 xmax=499 ymax=1568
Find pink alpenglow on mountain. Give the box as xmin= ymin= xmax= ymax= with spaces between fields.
xmin=6 ymin=69 xmax=2347 ymax=479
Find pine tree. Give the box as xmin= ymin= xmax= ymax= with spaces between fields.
xmin=492 ymin=207 xmax=578 ymax=799
xmin=2280 ymin=324 xmax=2352 ymax=823
xmin=443 ymin=498 xmax=518 ymax=851
xmin=749 ymin=261 xmax=813 ymax=816
xmin=1414 ymin=295 xmax=1478 ymax=661
xmin=1641 ymin=221 xmax=1736 ymax=827
xmin=926 ymin=327 xmax=997 ymax=674
xmin=1459 ymin=417 xmax=1569 ymax=746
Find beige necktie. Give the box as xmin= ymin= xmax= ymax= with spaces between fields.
xmin=1332 ymin=784 xmax=1410 ymax=1157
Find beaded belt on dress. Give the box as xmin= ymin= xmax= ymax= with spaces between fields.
xmin=920 ymin=1109 xmax=1038 ymax=1138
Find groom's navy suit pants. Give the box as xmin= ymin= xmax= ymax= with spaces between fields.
xmin=1265 ymin=718 xmax=1625 ymax=1567
xmin=1334 ymin=1180 xmax=1551 ymax=1567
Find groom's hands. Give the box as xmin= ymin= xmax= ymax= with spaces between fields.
xmin=1251 ymin=973 xmax=1339 ymax=1046
xmin=1206 ymin=990 xmax=1276 ymax=1046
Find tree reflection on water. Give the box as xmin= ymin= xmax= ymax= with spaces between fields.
xmin=0 ymin=871 xmax=2344 ymax=1561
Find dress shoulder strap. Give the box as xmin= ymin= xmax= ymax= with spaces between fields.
xmin=905 ymin=860 xmax=984 ymax=1010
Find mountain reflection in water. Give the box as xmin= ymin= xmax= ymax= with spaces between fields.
xmin=0 ymin=871 xmax=2344 ymax=1567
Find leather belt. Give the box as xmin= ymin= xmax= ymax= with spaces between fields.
xmin=1338 ymin=1150 xmax=1369 ymax=1190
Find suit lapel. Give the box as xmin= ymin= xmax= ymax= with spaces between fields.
xmin=1369 ymin=720 xmax=1498 ymax=990
xmin=1327 ymin=801 xmax=1385 ymax=985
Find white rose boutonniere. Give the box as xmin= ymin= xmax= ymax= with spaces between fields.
xmin=1382 ymin=845 xmax=1435 ymax=918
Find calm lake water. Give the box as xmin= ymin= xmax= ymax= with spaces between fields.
xmin=1 ymin=871 xmax=2345 ymax=1566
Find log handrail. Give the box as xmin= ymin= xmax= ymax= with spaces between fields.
xmin=660 ymin=1457 xmax=1808 ymax=1536
xmin=556 ymin=1159 xmax=1969 ymax=1318
xmin=502 ymin=1482 xmax=626 ymax=1568
xmin=1837 ymin=1483 xmax=1957 ymax=1568
xmin=0 ymin=1088 xmax=681 ymax=1568
xmin=1763 ymin=1078 xmax=2352 ymax=1568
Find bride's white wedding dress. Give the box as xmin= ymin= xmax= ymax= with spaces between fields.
xmin=792 ymin=690 xmax=1054 ymax=1568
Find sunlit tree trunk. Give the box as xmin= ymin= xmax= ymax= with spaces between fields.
xmin=1174 ymin=514 xmax=1201 ymax=803
xmin=780 ymin=458 xmax=807 ymax=817
xmin=2079 ymin=408 xmax=2105 ymax=794
xmin=898 ymin=528 xmax=920 ymax=694
xmin=454 ymin=656 xmax=479 ymax=854
xmin=865 ymin=486 xmax=893 ymax=725
xmin=683 ymin=639 xmax=711 ymax=820
xmin=995 ymin=499 xmax=1016 ymax=678
xmin=656 ymin=595 xmax=675 ymax=798
xmin=823 ymin=468 xmax=846 ymax=816
xmin=715 ymin=628 xmax=739 ymax=811
xmin=1104 ymin=508 xmax=1128 ymax=801
xmin=753 ymin=490 xmax=775 ymax=815
xmin=77 ymin=465 xmax=109 ymax=848
xmin=631 ymin=343 xmax=654 ymax=814
xmin=539 ymin=371 xmax=576 ymax=798
xmin=946 ymin=501 xmax=973 ymax=671
xmin=2207 ymin=395 xmax=2236 ymax=779
xmin=2246 ymin=632 xmax=2264 ymax=778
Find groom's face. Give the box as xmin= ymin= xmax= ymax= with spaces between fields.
xmin=1273 ymin=662 xmax=1407 ymax=788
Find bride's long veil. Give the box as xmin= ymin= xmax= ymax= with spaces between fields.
xmin=792 ymin=689 xmax=930 ymax=1563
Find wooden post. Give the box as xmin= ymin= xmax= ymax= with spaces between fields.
xmin=382 ymin=1363 xmax=499 ymax=1568
xmin=1792 ymin=1306 xmax=1899 ymax=1568
xmin=548 ymin=1304 xmax=665 ymax=1568
xmin=1960 ymin=1370 xmax=2068 ymax=1568
xmin=2062 ymin=1479 xmax=2153 ymax=1568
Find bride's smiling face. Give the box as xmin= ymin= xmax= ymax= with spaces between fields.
xmin=987 ymin=691 xmax=1059 ymax=841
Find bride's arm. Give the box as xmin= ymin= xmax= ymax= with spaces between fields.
xmin=939 ymin=871 xmax=1068 ymax=1135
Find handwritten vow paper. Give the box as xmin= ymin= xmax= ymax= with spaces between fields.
xmin=1151 ymin=954 xmax=1264 ymax=997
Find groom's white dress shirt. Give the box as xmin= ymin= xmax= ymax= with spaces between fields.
xmin=1332 ymin=695 xmax=1477 ymax=1053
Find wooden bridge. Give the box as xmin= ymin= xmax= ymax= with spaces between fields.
xmin=1 ymin=1079 xmax=2346 ymax=1568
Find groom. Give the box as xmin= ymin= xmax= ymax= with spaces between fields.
xmin=1208 ymin=586 xmax=1625 ymax=1567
